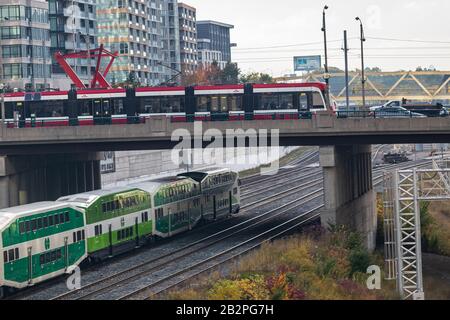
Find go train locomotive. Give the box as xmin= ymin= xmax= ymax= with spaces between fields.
xmin=0 ymin=168 xmax=240 ymax=296
xmin=2 ymin=82 xmax=329 ymax=127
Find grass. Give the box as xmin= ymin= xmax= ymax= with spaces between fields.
xmin=239 ymin=147 xmax=314 ymax=178
xmin=162 ymin=227 xmax=398 ymax=300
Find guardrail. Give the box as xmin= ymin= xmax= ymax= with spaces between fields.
xmin=337 ymin=109 xmax=449 ymax=119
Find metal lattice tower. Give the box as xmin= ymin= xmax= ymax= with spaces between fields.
xmin=383 ymin=160 xmax=450 ymax=300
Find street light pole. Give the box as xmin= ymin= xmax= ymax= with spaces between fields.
xmin=356 ymin=17 xmax=366 ymax=108
xmin=321 ymin=5 xmax=330 ymax=106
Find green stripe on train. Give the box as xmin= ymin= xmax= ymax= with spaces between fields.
xmin=86 ymin=221 xmax=153 ymax=253
xmin=2 ymin=208 xmax=85 ymax=247
xmin=84 ymin=189 xmax=151 ymax=225
xmin=155 ymin=209 xmax=202 ymax=234
xmin=3 ymin=241 xmax=85 ymax=284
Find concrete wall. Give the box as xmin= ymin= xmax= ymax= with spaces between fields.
xmin=0 ymin=153 xmax=101 ymax=209
xmin=320 ymin=145 xmax=376 ymax=250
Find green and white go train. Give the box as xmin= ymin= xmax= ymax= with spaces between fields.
xmin=0 ymin=168 xmax=240 ymax=297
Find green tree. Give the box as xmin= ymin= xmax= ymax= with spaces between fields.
xmin=220 ymin=62 xmax=240 ymax=84
xmin=240 ymin=72 xmax=274 ymax=84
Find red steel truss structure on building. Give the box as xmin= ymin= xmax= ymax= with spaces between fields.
xmin=55 ymin=44 xmax=118 ymax=89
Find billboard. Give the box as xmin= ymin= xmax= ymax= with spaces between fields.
xmin=100 ymin=151 xmax=116 ymax=174
xmin=294 ymin=55 xmax=322 ymax=72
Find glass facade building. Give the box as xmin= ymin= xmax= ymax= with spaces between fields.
xmin=0 ymin=0 xmax=51 ymax=90
xmin=197 ymin=20 xmax=233 ymax=65
xmin=96 ymin=0 xmax=176 ymax=86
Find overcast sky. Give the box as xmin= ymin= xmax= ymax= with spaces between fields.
xmin=187 ymin=0 xmax=450 ymax=76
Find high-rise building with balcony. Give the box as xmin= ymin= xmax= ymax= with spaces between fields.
xmin=48 ymin=0 xmax=98 ymax=89
xmin=0 ymin=0 xmax=51 ymax=91
xmin=161 ymin=0 xmax=180 ymax=79
xmin=97 ymin=0 xmax=176 ymax=87
xmin=177 ymin=2 xmax=196 ymax=74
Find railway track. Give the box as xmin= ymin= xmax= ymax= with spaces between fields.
xmin=51 ymin=189 xmax=323 ymax=300
xmin=51 ymin=160 xmax=431 ymax=300
xmin=8 ymin=151 xmax=430 ymax=300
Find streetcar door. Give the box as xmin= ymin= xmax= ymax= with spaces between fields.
xmin=211 ymin=95 xmax=228 ymax=121
xmin=93 ymin=99 xmax=112 ymax=125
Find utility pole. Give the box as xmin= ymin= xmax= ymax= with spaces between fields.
xmin=343 ymin=30 xmax=350 ymax=111
xmin=356 ymin=17 xmax=366 ymax=108
xmin=321 ymin=5 xmax=331 ymax=106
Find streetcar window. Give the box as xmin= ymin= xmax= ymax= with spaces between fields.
xmin=210 ymin=96 xmax=219 ymax=112
xmin=196 ymin=96 xmax=209 ymax=112
xmin=259 ymin=93 xmax=278 ymax=110
xmin=299 ymin=93 xmax=308 ymax=111
xmin=280 ymin=94 xmax=294 ymax=109
xmin=312 ymin=92 xmax=325 ymax=109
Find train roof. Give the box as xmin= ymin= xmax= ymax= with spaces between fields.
xmin=0 ymin=202 xmax=73 ymax=230
xmin=56 ymin=186 xmax=138 ymax=207
xmin=131 ymin=176 xmax=196 ymax=194
xmin=179 ymin=168 xmax=234 ymax=182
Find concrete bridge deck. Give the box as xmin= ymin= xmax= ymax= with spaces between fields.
xmin=1 ymin=113 xmax=450 ymax=154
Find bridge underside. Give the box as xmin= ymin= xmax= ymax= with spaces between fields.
xmin=320 ymin=145 xmax=376 ymax=250
xmin=0 ymin=153 xmax=101 ymax=209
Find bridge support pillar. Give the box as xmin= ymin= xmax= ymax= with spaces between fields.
xmin=320 ymin=145 xmax=376 ymax=251
xmin=0 ymin=153 xmax=102 ymax=209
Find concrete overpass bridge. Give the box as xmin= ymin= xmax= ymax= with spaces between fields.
xmin=1 ymin=114 xmax=450 ymax=249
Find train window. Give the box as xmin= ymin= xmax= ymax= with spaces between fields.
xmin=73 ymin=232 xmax=76 ymax=243
xmin=65 ymin=212 xmax=70 ymax=223
xmin=8 ymin=249 xmax=14 ymax=262
xmin=59 ymin=213 xmax=64 ymax=224
xmin=49 ymin=215 xmax=54 ymax=226
xmin=233 ymin=187 xmax=238 ymax=195
xmin=37 ymin=218 xmax=43 ymax=230
xmin=31 ymin=219 xmax=37 ymax=231
xmin=82 ymin=230 xmax=85 ymax=240
xmin=106 ymin=202 xmax=112 ymax=212
xmin=54 ymin=214 xmax=59 ymax=225
xmin=43 ymin=216 xmax=48 ymax=228
xmin=77 ymin=231 xmax=82 ymax=242
xmin=4 ymin=251 xmax=8 ymax=263
xmin=40 ymin=254 xmax=44 ymax=265
xmin=19 ymin=222 xmax=25 ymax=234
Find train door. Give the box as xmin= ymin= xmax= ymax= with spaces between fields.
xmin=213 ymin=196 xmax=217 ymax=220
xmin=93 ymin=99 xmax=112 ymax=125
xmin=229 ymin=191 xmax=232 ymax=215
xmin=64 ymin=237 xmax=69 ymax=271
xmin=27 ymin=247 xmax=32 ymax=285
xmin=135 ymin=217 xmax=139 ymax=248
xmin=108 ymin=224 xmax=113 ymax=257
